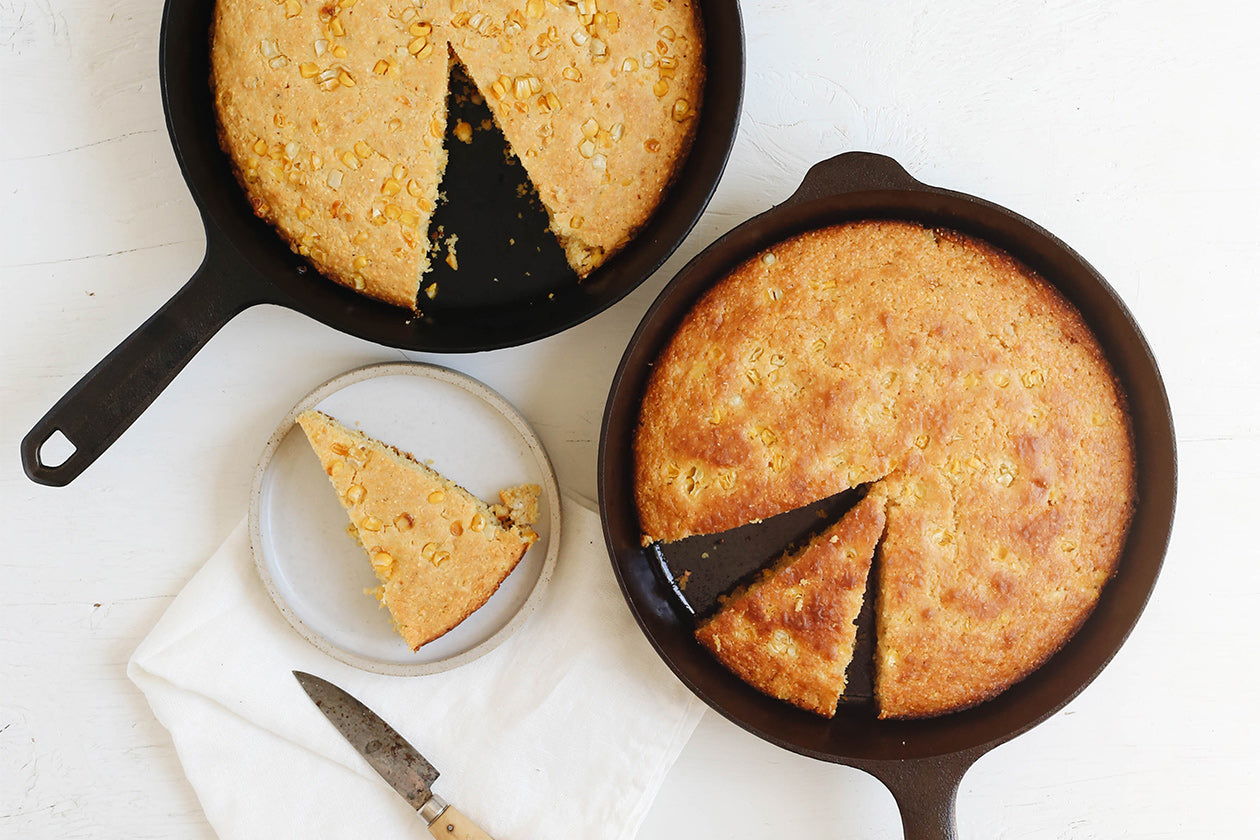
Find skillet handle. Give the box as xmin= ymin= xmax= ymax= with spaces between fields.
xmin=21 ymin=236 xmax=280 ymax=486
xmin=782 ymin=151 xmax=926 ymax=208
xmin=858 ymin=749 xmax=981 ymax=840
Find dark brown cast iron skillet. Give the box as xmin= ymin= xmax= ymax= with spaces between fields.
xmin=598 ymin=152 xmax=1176 ymax=839
xmin=21 ymin=0 xmax=743 ymax=486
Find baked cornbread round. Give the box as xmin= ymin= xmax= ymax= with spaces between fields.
xmin=211 ymin=0 xmax=703 ymax=309
xmin=634 ymin=220 xmax=1136 ymax=718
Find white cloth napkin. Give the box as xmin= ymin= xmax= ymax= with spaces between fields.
xmin=129 ymin=492 xmax=704 ymax=840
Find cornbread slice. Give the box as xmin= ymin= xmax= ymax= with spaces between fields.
xmin=212 ymin=0 xmax=704 ymax=307
xmin=635 ymin=220 xmax=1135 ymax=718
xmin=695 ymin=490 xmax=886 ymax=717
xmin=448 ymin=0 xmax=704 ymax=275
xmin=211 ymin=0 xmax=451 ymax=308
xmin=296 ymin=410 xmax=539 ymax=649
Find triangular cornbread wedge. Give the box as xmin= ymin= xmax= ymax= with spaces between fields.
xmin=447 ymin=0 xmax=704 ymax=276
xmin=296 ymin=410 xmax=539 ymax=649
xmin=694 ymin=489 xmax=887 ymax=717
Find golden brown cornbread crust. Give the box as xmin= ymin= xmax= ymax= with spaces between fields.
xmin=634 ymin=220 xmax=1136 ymax=718
xmin=211 ymin=0 xmax=703 ymax=308
xmin=296 ymin=410 xmax=539 ymax=649
xmin=695 ymin=490 xmax=886 ymax=717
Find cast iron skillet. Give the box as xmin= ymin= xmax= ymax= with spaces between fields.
xmin=21 ymin=0 xmax=743 ymax=486
xmin=598 ymin=152 xmax=1176 ymax=839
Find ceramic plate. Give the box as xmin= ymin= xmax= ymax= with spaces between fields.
xmin=250 ymin=362 xmax=560 ymax=674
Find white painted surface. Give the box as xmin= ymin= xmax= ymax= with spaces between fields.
xmin=3 ymin=0 xmax=1258 ymax=837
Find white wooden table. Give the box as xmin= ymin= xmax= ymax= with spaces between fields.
xmin=4 ymin=1 xmax=1258 ymax=836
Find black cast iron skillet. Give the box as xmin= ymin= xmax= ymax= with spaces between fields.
xmin=21 ymin=0 xmax=743 ymax=487
xmin=598 ymin=152 xmax=1176 ymax=839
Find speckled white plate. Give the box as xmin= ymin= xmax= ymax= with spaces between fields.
xmin=249 ymin=362 xmax=560 ymax=675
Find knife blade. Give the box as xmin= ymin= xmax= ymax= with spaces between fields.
xmin=293 ymin=671 xmax=494 ymax=840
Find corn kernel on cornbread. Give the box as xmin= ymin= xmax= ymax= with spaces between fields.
xmin=634 ymin=220 xmax=1135 ymax=718
xmin=695 ymin=489 xmax=886 ymax=717
xmin=211 ymin=0 xmax=703 ymax=308
xmin=297 ymin=409 xmax=539 ymax=649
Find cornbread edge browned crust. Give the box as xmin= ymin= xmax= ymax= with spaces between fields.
xmin=296 ymin=409 xmax=538 ymax=649
xmin=695 ymin=489 xmax=887 ymax=717
xmin=635 ymin=220 xmax=1136 ymax=718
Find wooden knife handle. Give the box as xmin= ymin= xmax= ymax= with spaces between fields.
xmin=428 ymin=804 xmax=494 ymax=840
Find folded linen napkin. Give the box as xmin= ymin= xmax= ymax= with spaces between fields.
xmin=129 ymin=492 xmax=703 ymax=839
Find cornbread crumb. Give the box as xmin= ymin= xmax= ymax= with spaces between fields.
xmin=444 ymin=233 xmax=459 ymax=271
xmin=497 ymin=483 xmax=541 ymax=527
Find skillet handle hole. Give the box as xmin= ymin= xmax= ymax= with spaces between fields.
xmin=37 ymin=430 xmax=77 ymax=470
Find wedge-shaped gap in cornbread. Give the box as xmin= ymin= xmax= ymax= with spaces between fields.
xmin=651 ymin=484 xmax=875 ymax=622
xmin=419 ymin=57 xmax=573 ymax=312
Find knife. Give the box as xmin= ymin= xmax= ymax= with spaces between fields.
xmin=294 ymin=670 xmax=493 ymax=840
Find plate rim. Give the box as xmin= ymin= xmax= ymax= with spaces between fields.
xmin=248 ymin=360 xmax=562 ymax=675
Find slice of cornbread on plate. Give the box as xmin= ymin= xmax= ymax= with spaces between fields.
xmin=694 ymin=489 xmax=887 ymax=718
xmin=296 ymin=409 xmax=539 ymax=650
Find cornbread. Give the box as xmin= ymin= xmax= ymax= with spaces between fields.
xmin=296 ymin=410 xmax=539 ymax=649
xmin=635 ymin=220 xmax=1135 ymax=718
xmin=211 ymin=0 xmax=704 ymax=308
xmin=447 ymin=0 xmax=704 ymax=275
xmin=695 ymin=489 xmax=886 ymax=717
xmin=212 ymin=0 xmax=451 ymax=308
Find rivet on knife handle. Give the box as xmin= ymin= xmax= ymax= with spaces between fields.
xmin=425 ymin=798 xmax=494 ymax=840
